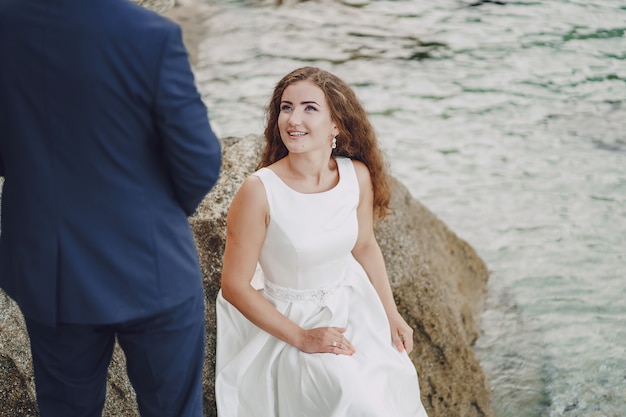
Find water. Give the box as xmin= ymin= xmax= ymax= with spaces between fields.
xmin=193 ymin=0 xmax=626 ymax=415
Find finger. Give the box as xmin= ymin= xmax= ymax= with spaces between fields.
xmin=402 ymin=333 xmax=413 ymax=353
xmin=329 ymin=337 xmax=355 ymax=356
xmin=335 ymin=331 xmax=356 ymax=353
xmin=325 ymin=326 xmax=354 ymax=353
xmin=330 ymin=345 xmax=354 ymax=356
xmin=398 ymin=328 xmax=413 ymax=353
xmin=395 ymin=328 xmax=414 ymax=353
xmin=392 ymin=332 xmax=404 ymax=352
xmin=340 ymin=337 xmax=356 ymax=354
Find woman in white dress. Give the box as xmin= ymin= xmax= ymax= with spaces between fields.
xmin=216 ymin=66 xmax=429 ymax=417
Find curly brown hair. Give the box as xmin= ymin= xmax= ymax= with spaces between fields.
xmin=258 ymin=66 xmax=391 ymax=220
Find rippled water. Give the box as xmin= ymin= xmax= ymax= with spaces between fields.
xmin=194 ymin=0 xmax=626 ymax=415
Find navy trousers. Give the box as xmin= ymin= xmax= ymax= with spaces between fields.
xmin=25 ymin=293 xmax=205 ymax=417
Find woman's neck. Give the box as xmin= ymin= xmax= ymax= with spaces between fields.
xmin=280 ymin=153 xmax=338 ymax=192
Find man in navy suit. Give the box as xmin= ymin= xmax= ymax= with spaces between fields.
xmin=0 ymin=0 xmax=222 ymax=415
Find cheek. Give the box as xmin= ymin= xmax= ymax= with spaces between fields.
xmin=277 ymin=114 xmax=289 ymax=130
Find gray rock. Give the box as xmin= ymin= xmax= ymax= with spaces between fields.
xmin=130 ymin=0 xmax=175 ymax=14
xmin=0 ymin=292 xmax=38 ymax=417
xmin=0 ymin=134 xmax=492 ymax=417
xmin=192 ymin=134 xmax=494 ymax=417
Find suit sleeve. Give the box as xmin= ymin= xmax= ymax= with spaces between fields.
xmin=154 ymin=24 xmax=222 ymax=216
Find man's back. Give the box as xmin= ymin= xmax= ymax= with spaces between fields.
xmin=0 ymin=0 xmax=222 ymax=326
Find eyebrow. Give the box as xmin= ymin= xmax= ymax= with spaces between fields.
xmin=281 ymin=100 xmax=320 ymax=106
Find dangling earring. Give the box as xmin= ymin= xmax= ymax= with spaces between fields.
xmin=332 ymin=136 xmax=337 ymax=149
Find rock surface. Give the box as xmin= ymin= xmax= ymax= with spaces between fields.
xmin=192 ymin=134 xmax=494 ymax=417
xmin=130 ymin=0 xmax=175 ymax=14
xmin=1 ymin=134 xmax=493 ymax=417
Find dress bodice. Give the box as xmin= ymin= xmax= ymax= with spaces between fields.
xmin=253 ymin=157 xmax=359 ymax=291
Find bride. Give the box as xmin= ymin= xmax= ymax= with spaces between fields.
xmin=215 ymin=66 xmax=429 ymax=417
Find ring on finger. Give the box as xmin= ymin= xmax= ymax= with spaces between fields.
xmin=331 ymin=340 xmax=337 ymax=347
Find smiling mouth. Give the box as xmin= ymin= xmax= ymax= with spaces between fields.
xmin=288 ymin=131 xmax=307 ymax=137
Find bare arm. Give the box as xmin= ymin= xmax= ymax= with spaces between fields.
xmin=220 ymin=175 xmax=355 ymax=355
xmin=351 ymin=161 xmax=414 ymax=353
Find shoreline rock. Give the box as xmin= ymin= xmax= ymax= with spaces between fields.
xmin=0 ymin=133 xmax=493 ymax=416
xmin=191 ymin=135 xmax=494 ymax=417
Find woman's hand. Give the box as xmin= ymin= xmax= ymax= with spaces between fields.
xmin=388 ymin=311 xmax=414 ymax=353
xmin=296 ymin=327 xmax=356 ymax=356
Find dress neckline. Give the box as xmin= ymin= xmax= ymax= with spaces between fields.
xmin=262 ymin=157 xmax=345 ymax=196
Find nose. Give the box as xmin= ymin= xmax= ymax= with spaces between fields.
xmin=287 ymin=108 xmax=302 ymax=126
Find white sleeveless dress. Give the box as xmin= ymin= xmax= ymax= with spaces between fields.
xmin=215 ymin=157 xmax=428 ymax=417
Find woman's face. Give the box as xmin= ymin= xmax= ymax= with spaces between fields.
xmin=277 ymin=80 xmax=338 ymax=155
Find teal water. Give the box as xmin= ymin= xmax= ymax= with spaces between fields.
xmin=195 ymin=0 xmax=626 ymax=415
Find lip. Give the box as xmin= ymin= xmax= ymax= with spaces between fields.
xmin=287 ymin=130 xmax=307 ymax=138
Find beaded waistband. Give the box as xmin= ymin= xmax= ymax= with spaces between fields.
xmin=264 ymin=279 xmax=344 ymax=305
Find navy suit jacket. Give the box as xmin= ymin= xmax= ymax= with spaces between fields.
xmin=0 ymin=0 xmax=222 ymax=326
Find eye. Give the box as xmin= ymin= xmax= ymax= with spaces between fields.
xmin=305 ymin=105 xmax=318 ymax=111
xmin=280 ymin=104 xmax=292 ymax=112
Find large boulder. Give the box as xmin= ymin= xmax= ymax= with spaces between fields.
xmin=193 ymin=134 xmax=494 ymax=417
xmin=0 ymin=134 xmax=492 ymax=417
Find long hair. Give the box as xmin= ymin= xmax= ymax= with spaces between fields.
xmin=258 ymin=66 xmax=391 ymax=220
